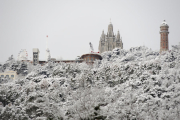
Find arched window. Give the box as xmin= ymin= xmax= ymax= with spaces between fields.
xmin=11 ymin=75 xmax=14 ymax=78
xmin=6 ymin=75 xmax=9 ymax=78
xmin=1 ymin=75 xmax=4 ymax=78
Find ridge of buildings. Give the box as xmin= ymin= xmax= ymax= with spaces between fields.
xmin=15 ymin=20 xmax=171 ymax=65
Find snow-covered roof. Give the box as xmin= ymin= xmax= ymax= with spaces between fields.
xmin=33 ymin=48 xmax=40 ymax=52
xmin=160 ymin=20 xmax=168 ymax=27
xmin=39 ymin=60 xmax=46 ymax=61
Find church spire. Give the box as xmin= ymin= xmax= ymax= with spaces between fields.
xmin=101 ymin=30 xmax=105 ymax=41
xmin=116 ymin=30 xmax=120 ymax=41
xmin=117 ymin=30 xmax=120 ymax=39
xmin=108 ymin=20 xmax=113 ymax=37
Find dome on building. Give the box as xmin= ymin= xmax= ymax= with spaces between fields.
xmin=161 ymin=20 xmax=168 ymax=26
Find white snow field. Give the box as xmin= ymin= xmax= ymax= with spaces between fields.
xmin=0 ymin=45 xmax=180 ymax=120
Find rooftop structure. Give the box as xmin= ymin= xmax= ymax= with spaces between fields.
xmin=0 ymin=71 xmax=17 ymax=80
xmin=80 ymin=53 xmax=102 ymax=64
xmin=33 ymin=48 xmax=40 ymax=65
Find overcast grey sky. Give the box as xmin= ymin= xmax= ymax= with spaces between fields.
xmin=0 ymin=0 xmax=180 ymax=62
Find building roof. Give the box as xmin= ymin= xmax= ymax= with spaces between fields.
xmin=80 ymin=53 xmax=102 ymax=60
xmin=33 ymin=48 xmax=40 ymax=52
xmin=161 ymin=20 xmax=168 ymax=27
xmin=6 ymin=71 xmax=17 ymax=73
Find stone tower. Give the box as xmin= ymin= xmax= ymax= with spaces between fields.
xmin=160 ymin=20 xmax=169 ymax=52
xmin=98 ymin=22 xmax=123 ymax=53
xmin=33 ymin=48 xmax=40 ymax=65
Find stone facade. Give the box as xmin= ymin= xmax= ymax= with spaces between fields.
xmin=0 ymin=71 xmax=17 ymax=80
xmin=160 ymin=20 xmax=169 ymax=52
xmin=33 ymin=48 xmax=40 ymax=65
xmin=98 ymin=22 xmax=123 ymax=53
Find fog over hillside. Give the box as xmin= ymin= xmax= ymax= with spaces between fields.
xmin=0 ymin=45 xmax=180 ymax=120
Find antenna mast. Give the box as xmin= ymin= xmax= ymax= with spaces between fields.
xmin=89 ymin=42 xmax=94 ymax=53
xmin=46 ymin=35 xmax=48 ymax=49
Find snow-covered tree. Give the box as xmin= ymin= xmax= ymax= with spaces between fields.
xmin=0 ymin=45 xmax=180 ymax=119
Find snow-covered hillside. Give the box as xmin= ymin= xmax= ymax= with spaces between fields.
xmin=0 ymin=45 xmax=180 ymax=120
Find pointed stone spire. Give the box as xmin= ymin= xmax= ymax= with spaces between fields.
xmin=117 ymin=30 xmax=120 ymax=38
xmin=116 ymin=30 xmax=120 ymax=41
xmin=101 ymin=30 xmax=104 ymax=36
xmin=101 ymin=30 xmax=105 ymax=41
xmin=108 ymin=19 xmax=113 ymax=37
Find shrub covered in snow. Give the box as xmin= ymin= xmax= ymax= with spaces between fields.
xmin=0 ymin=45 xmax=180 ymax=119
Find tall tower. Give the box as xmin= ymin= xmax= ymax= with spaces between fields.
xmin=33 ymin=48 xmax=40 ymax=65
xmin=160 ymin=20 xmax=169 ymax=52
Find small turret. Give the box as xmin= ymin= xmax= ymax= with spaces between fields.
xmin=160 ymin=20 xmax=169 ymax=27
xmin=116 ymin=30 xmax=120 ymax=41
xmin=101 ymin=30 xmax=105 ymax=38
xmin=121 ymin=37 xmax=123 ymax=49
xmin=100 ymin=30 xmax=105 ymax=41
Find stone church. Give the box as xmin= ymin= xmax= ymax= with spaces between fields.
xmin=98 ymin=22 xmax=123 ymax=53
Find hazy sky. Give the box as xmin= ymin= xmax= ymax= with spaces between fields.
xmin=0 ymin=0 xmax=180 ymax=62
